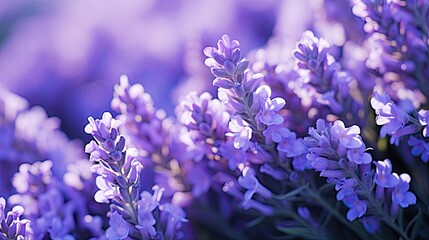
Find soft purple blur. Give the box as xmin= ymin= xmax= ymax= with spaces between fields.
xmin=0 ymin=0 xmax=282 ymax=140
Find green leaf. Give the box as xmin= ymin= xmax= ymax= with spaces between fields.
xmin=406 ymin=209 xmax=423 ymax=239
xmin=273 ymin=184 xmax=308 ymax=200
xmin=245 ymin=216 xmax=265 ymax=228
xmin=277 ymin=226 xmax=327 ymax=240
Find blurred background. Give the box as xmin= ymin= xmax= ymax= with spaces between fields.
xmin=0 ymin=0 xmax=358 ymax=142
xmin=0 ymin=0 xmax=278 ymax=141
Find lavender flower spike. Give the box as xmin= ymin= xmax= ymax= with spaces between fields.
xmin=204 ymin=34 xmax=261 ymax=100
xmin=204 ymin=34 xmax=249 ymax=87
xmin=304 ymin=118 xmax=415 ymax=236
xmin=85 ymin=112 xmax=122 ymax=144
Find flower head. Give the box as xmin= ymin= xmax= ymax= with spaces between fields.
xmin=392 ymin=174 xmax=416 ymax=208
xmin=84 ymin=112 xmax=122 ymax=142
xmin=105 ymin=211 xmax=129 ymax=240
xmin=258 ymin=96 xmax=285 ymax=125
xmin=226 ymin=115 xmax=252 ymax=149
xmin=343 ymin=194 xmax=367 ymax=221
xmin=374 ymin=159 xmax=399 ymax=188
xmin=204 ymin=34 xmax=250 ymax=91
xmin=136 ymin=186 xmax=165 ymax=238
xmin=238 ymin=167 xmax=272 ymax=204
xmin=370 ymin=91 xmax=409 ymax=137
xmin=408 ymin=136 xmax=429 ymax=162
xmin=331 ymin=120 xmax=363 ymax=149
xmin=347 ymin=144 xmax=372 ymax=164
xmin=0 ymin=198 xmax=30 ymax=239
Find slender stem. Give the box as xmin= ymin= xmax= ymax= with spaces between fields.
xmin=304 ymin=185 xmax=372 ymax=240
xmin=278 ymin=207 xmax=314 ymax=229
xmin=408 ymin=116 xmax=422 ymax=127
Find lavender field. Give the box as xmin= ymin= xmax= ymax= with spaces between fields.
xmin=0 ymin=0 xmax=428 ymax=239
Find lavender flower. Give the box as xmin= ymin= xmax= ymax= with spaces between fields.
xmin=347 ymin=144 xmax=372 ymax=165
xmin=135 ymin=186 xmax=164 ymax=239
xmin=0 ymin=87 xmax=86 ymax=198
xmin=293 ymin=31 xmax=364 ymax=126
xmin=392 ymin=174 xmax=416 ymax=208
xmin=86 ymin=110 xmax=188 ymax=239
xmin=226 ymin=115 xmax=252 ymax=149
xmin=374 ymin=159 xmax=399 ymax=188
xmin=204 ymin=35 xmax=264 ymax=118
xmin=343 ymin=194 xmax=367 ymax=221
xmin=105 ymin=211 xmax=129 ymax=240
xmin=0 ymin=197 xmax=30 ymax=239
xmin=258 ymin=95 xmax=285 ymax=125
xmin=85 ymin=112 xmax=144 ymax=235
xmin=176 ymin=91 xmax=230 ymax=140
xmin=218 ymin=141 xmax=247 ymax=170
xmin=370 ymin=91 xmax=409 ymax=138
xmin=8 ymin=160 xmax=102 ymax=239
xmin=0 ymin=87 xmax=102 ymax=239
xmin=408 ymin=136 xmax=429 ymax=162
xmin=238 ymin=167 xmax=273 ymax=205
xmin=369 ymin=90 xmax=429 ymax=151
xmin=204 ymin=34 xmax=249 ymax=90
xmin=204 ymin=35 xmax=345 ymax=239
xmin=158 ymin=203 xmax=188 ymax=240
xmin=304 ymin=119 xmax=416 ymax=234
xmin=331 ymin=120 xmax=363 ymax=149
xmin=111 ymin=75 xmax=167 ymax=159
xmin=204 ymin=35 xmax=309 ymax=169
xmin=3 ymin=3 xmax=429 ymax=239
xmin=276 ymin=131 xmax=307 ymax=158
xmin=353 ymin=0 xmax=429 ymax=106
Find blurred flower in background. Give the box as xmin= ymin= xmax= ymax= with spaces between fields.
xmin=1 ymin=0 xmax=428 ymax=239
xmin=0 ymin=0 xmax=280 ymax=140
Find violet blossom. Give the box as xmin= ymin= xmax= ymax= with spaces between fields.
xmin=304 ymin=119 xmax=416 ymax=232
xmin=2 ymin=3 xmax=429 ymax=238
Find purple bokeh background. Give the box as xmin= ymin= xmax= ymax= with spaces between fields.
xmin=0 ymin=0 xmax=284 ymax=141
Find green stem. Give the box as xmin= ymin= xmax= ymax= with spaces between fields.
xmin=304 ymin=185 xmax=372 ymax=240
xmin=278 ymin=207 xmax=314 ymax=229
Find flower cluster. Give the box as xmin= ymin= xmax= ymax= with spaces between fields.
xmin=304 ymin=119 xmax=415 ymax=233
xmin=0 ymin=87 xmax=102 ymax=239
xmin=371 ymin=90 xmax=429 ymax=163
xmin=1 ymin=1 xmax=428 ymax=240
xmin=85 ymin=112 xmax=187 ymax=239
xmin=353 ymin=0 xmax=429 ymax=106
xmin=293 ymin=31 xmax=360 ymax=117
